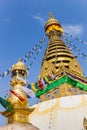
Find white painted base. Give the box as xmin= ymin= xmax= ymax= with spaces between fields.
xmin=1 ymin=95 xmax=87 ymax=130
xmin=29 ymin=95 xmax=87 ymax=130
xmin=0 ymin=123 xmax=39 ymax=130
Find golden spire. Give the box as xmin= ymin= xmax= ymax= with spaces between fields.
xmin=49 ymin=12 xmax=54 ymax=19
xmin=39 ymin=13 xmax=76 ymax=78
xmin=39 ymin=13 xmax=83 ymax=77
xmin=39 ymin=14 xmax=84 ymax=102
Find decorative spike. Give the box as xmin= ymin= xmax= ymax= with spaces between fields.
xmin=49 ymin=12 xmax=54 ymax=19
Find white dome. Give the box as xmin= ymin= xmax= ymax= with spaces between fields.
xmin=29 ymin=95 xmax=87 ymax=130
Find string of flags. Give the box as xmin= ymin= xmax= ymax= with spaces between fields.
xmin=21 ymin=86 xmax=35 ymax=98
xmin=0 ymin=32 xmax=87 ymax=80
xmin=0 ymin=86 xmax=35 ymax=112
xmin=30 ymin=70 xmax=87 ymax=95
xmin=63 ymin=37 xmax=87 ymax=61
xmin=0 ymin=33 xmax=87 ymax=79
xmin=1 ymin=32 xmax=87 ymax=112
xmin=10 ymin=90 xmax=25 ymax=101
xmin=21 ymin=35 xmax=46 ymax=64
xmin=0 ymin=35 xmax=46 ymax=112
xmin=0 ymin=35 xmax=46 ymax=80
xmin=0 ymin=86 xmax=35 ymax=100
xmin=63 ymin=32 xmax=87 ymax=45
xmin=29 ymin=72 xmax=64 ymax=93
xmin=1 ymin=70 xmax=87 ymax=111
xmin=27 ymin=47 xmax=43 ymax=71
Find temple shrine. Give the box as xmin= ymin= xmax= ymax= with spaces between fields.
xmin=0 ymin=13 xmax=87 ymax=130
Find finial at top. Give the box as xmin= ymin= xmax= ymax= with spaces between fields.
xmin=49 ymin=12 xmax=54 ymax=19
xmin=44 ymin=13 xmax=64 ymax=35
xmin=18 ymin=58 xmax=21 ymax=62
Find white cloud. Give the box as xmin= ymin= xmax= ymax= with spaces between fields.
xmin=63 ymin=24 xmax=83 ymax=35
xmin=33 ymin=15 xmax=46 ymax=26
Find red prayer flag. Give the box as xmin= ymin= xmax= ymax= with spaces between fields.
xmin=10 ymin=90 xmax=25 ymax=101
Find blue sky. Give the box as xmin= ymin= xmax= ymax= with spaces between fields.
xmin=0 ymin=0 xmax=87 ymax=126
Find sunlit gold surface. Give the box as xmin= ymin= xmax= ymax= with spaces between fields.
xmin=46 ymin=25 xmax=64 ymax=34
xmin=39 ymin=13 xmax=83 ymax=78
xmin=45 ymin=12 xmax=63 ymax=33
xmin=39 ymin=13 xmax=84 ymax=101
xmin=2 ymin=108 xmax=34 ymax=124
xmin=40 ymin=82 xmax=87 ymax=102
xmin=11 ymin=60 xmax=27 ymax=73
xmin=3 ymin=60 xmax=33 ymax=124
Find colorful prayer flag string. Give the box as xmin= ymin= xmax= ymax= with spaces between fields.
xmin=62 ymin=37 xmax=87 ymax=61
xmin=0 ymin=90 xmax=9 ymax=99
xmin=21 ymin=35 xmax=46 ymax=63
xmin=27 ymin=44 xmax=44 ymax=71
xmin=0 ymin=35 xmax=46 ymax=80
xmin=21 ymin=86 xmax=35 ymax=98
xmin=63 ymin=32 xmax=87 ymax=45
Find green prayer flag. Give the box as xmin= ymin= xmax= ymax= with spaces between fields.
xmin=0 ymin=97 xmax=14 ymax=112
xmin=35 ymin=74 xmax=87 ymax=98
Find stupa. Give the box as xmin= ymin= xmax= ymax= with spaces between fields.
xmin=0 ymin=13 xmax=87 ymax=130
xmin=29 ymin=13 xmax=87 ymax=130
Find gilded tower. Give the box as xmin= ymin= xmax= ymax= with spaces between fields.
xmin=38 ymin=13 xmax=87 ymax=102
xmin=1 ymin=60 xmax=39 ymax=130
xmin=39 ymin=13 xmax=83 ymax=78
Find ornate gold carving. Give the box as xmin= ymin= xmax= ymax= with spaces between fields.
xmin=40 ymin=83 xmax=71 ymax=102
xmin=39 ymin=14 xmax=85 ymax=102
xmin=40 ymin=81 xmax=87 ymax=102
xmin=69 ymin=58 xmax=83 ymax=76
xmin=39 ymin=60 xmax=56 ymax=79
xmin=11 ymin=60 xmax=27 ymax=73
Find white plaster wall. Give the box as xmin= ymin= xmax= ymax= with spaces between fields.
xmin=0 ymin=95 xmax=87 ymax=130
xmin=29 ymin=95 xmax=87 ymax=130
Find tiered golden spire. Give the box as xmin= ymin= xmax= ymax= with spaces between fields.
xmin=39 ymin=13 xmax=84 ymax=102
xmin=39 ymin=13 xmax=83 ymax=79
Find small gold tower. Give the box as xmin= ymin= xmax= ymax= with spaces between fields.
xmin=2 ymin=60 xmax=34 ymax=124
